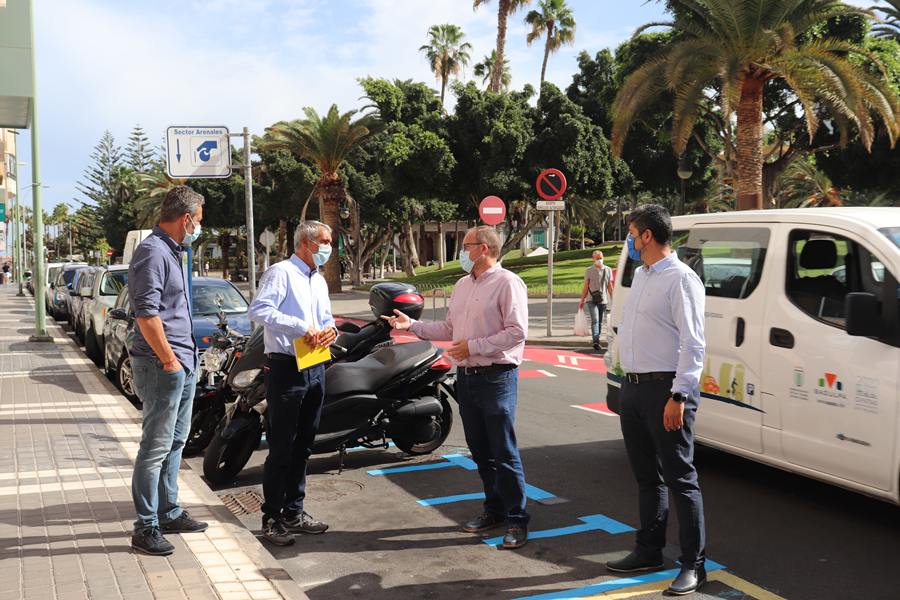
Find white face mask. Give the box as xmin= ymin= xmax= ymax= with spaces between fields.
xmin=595 ymin=260 xmax=604 ymax=267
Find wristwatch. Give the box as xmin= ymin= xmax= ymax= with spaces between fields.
xmin=671 ymin=392 xmax=686 ymax=404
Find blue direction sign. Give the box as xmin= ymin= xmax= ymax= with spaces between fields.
xmin=165 ymin=125 xmax=232 ymax=178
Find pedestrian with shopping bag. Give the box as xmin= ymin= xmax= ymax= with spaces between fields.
xmin=579 ymin=250 xmax=613 ymax=350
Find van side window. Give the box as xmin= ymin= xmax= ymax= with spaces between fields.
xmin=620 ymin=230 xmax=689 ymax=288
xmin=787 ymin=230 xmax=853 ymax=328
xmin=680 ymin=228 xmax=769 ymax=299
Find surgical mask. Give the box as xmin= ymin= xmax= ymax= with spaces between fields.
xmin=308 ymin=239 xmax=332 ymax=267
xmin=460 ymin=249 xmax=485 ymax=273
xmin=182 ymin=215 xmax=201 ymax=245
xmin=626 ymin=234 xmax=645 ymax=261
xmin=594 ymin=260 xmax=604 ymax=267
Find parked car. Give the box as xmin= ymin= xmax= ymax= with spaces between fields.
xmin=70 ymin=267 xmax=98 ymax=343
xmin=43 ymin=263 xmax=70 ymax=312
xmin=65 ymin=267 xmax=93 ymax=328
xmin=48 ymin=264 xmax=89 ymax=322
xmin=79 ymin=264 xmax=129 ymax=366
xmin=103 ymin=277 xmax=252 ymax=402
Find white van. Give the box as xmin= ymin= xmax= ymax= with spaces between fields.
xmin=604 ymin=208 xmax=900 ymax=504
xmin=122 ymin=230 xmax=153 ymax=265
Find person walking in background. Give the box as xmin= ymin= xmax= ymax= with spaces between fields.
xmin=383 ymin=226 xmax=531 ymax=549
xmin=128 ymin=186 xmax=208 ymax=556
xmin=2 ymin=263 xmax=10 ymax=284
xmin=606 ymin=204 xmax=707 ymax=596
xmin=248 ymin=220 xmax=337 ymax=546
xmin=579 ymin=250 xmax=613 ymax=351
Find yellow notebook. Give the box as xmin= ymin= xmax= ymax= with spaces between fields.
xmin=292 ymin=337 xmax=332 ymax=370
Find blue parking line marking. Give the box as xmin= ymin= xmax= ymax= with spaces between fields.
xmin=367 ymin=463 xmax=456 ymax=476
xmin=417 ymin=493 xmax=484 ymax=506
xmin=482 ymin=514 xmax=635 ymax=546
xmin=441 ymin=453 xmax=478 ymax=470
xmin=509 ymin=560 xmax=725 ymax=600
xmin=525 ymin=483 xmax=555 ymax=500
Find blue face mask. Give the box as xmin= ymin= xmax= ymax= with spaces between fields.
xmin=309 ymin=239 xmax=332 ymax=267
xmin=626 ymin=234 xmax=645 ymax=261
xmin=182 ymin=215 xmax=201 ymax=246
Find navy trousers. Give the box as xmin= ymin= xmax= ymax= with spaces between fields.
xmin=619 ymin=378 xmax=706 ymax=569
xmin=261 ymin=359 xmax=325 ymax=522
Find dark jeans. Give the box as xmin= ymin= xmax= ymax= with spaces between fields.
xmin=261 ymin=359 xmax=325 ymax=522
xmin=457 ymin=367 xmax=530 ymax=527
xmin=619 ymin=378 xmax=706 ymax=569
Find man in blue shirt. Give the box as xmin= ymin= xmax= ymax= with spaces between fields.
xmin=607 ymin=205 xmax=707 ymax=596
xmin=248 ymin=220 xmax=338 ymax=546
xmin=129 ymin=186 xmax=208 ymax=556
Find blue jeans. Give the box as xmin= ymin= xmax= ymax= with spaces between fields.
xmin=619 ymin=378 xmax=705 ymax=569
xmin=131 ymin=357 xmax=196 ymax=534
xmin=457 ymin=368 xmax=530 ymax=527
xmin=261 ymin=360 xmax=325 ymax=522
xmin=586 ymin=301 xmax=606 ymax=345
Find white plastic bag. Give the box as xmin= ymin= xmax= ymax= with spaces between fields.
xmin=574 ymin=309 xmax=589 ymax=337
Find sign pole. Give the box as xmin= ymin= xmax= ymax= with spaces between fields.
xmin=535 ymin=169 xmax=567 ymax=338
xmin=547 ymin=211 xmax=554 ymax=336
xmin=243 ymin=127 xmax=256 ymax=301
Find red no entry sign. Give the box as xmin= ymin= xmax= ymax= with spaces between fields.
xmin=479 ymin=196 xmax=506 ymax=226
xmin=536 ymin=169 xmax=567 ymax=201
xmin=106 ymin=250 xmax=113 ymax=257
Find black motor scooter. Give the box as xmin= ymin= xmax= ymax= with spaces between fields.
xmin=202 ymin=283 xmax=457 ymax=484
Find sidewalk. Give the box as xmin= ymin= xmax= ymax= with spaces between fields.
xmin=0 ymin=286 xmax=307 ymax=600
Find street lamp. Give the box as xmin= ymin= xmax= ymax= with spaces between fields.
xmin=677 ymin=151 xmax=693 ymax=216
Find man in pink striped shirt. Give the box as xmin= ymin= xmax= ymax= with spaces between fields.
xmin=383 ymin=226 xmax=531 ymax=549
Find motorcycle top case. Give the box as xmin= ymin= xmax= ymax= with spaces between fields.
xmin=369 ymin=282 xmax=424 ymax=321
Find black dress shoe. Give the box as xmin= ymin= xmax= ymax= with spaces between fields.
xmin=160 ymin=510 xmax=209 ymax=533
xmin=502 ymin=526 xmax=528 ymax=549
xmin=606 ymin=551 xmax=664 ymax=573
xmin=463 ymin=513 xmax=504 ymax=533
xmin=131 ymin=527 xmax=175 ymax=556
xmin=667 ymin=566 xmax=706 ymax=596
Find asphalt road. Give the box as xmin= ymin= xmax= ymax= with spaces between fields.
xmin=174 ymin=341 xmax=900 ymax=600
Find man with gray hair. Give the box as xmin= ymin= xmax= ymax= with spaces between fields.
xmin=579 ymin=250 xmax=614 ymax=350
xmin=129 ymin=186 xmax=208 ymax=556
xmin=248 ymin=220 xmax=338 ymax=546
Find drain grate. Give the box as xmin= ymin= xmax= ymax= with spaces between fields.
xmin=220 ymin=491 xmax=265 ymax=516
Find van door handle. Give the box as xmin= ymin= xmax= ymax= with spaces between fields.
xmin=770 ymin=328 xmax=794 ymax=349
xmin=736 ymin=318 xmax=745 ymax=347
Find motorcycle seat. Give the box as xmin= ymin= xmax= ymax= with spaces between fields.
xmin=325 ymin=341 xmax=436 ymax=398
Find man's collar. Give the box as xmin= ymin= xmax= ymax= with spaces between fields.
xmin=152 ymin=225 xmax=182 ymax=253
xmin=470 ymin=262 xmax=501 ymax=281
xmin=290 ymin=253 xmax=316 ymax=276
xmin=646 ymin=252 xmax=677 ymax=274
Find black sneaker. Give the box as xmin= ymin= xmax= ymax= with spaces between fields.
xmin=262 ymin=517 xmax=295 ymax=546
xmin=463 ymin=513 xmax=505 ymax=533
xmin=283 ymin=511 xmax=328 ymax=534
xmin=593 ymin=343 xmax=601 ymax=350
xmin=502 ymin=525 xmax=528 ymax=549
xmin=160 ymin=510 xmax=209 ymax=534
xmin=131 ymin=527 xmax=175 ymax=556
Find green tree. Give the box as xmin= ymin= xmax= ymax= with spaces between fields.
xmin=524 ymin=0 xmax=576 ymax=111
xmin=126 ymin=125 xmax=152 ymax=172
xmin=263 ymin=106 xmax=385 ymax=292
xmin=50 ymin=204 xmax=69 ymax=258
xmin=474 ymin=50 xmax=512 ymax=90
xmin=611 ymin=0 xmax=900 ymax=210
xmin=473 ymin=0 xmax=532 ymax=93
xmin=419 ymin=24 xmax=474 ymax=105
xmin=76 ymin=130 xmax=121 ymax=206
xmin=871 ymin=0 xmax=900 ymax=40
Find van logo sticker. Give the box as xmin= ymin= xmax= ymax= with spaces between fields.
xmin=697 ymin=359 xmax=764 ymax=412
xmin=702 ymin=375 xmax=720 ymax=395
xmin=853 ymin=376 xmax=879 ymax=415
xmin=746 ymin=383 xmax=755 ymax=396
xmin=794 ymin=368 xmax=803 ymax=387
xmin=790 ymin=367 xmax=808 ymax=401
xmin=836 ymin=433 xmax=870 ymax=446
xmin=815 ymin=372 xmax=846 ymax=406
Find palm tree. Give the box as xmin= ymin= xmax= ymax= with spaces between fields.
xmin=473 ymin=0 xmax=532 ymax=93
xmin=611 ymin=0 xmax=900 ymax=211
xmin=263 ymin=106 xmax=384 ymax=292
xmin=778 ymin=157 xmax=843 ymax=208
xmin=473 ymin=50 xmax=512 ymax=90
xmin=524 ymin=0 xmax=576 ymax=110
xmin=871 ymin=0 xmax=900 ymax=40
xmin=134 ymin=172 xmax=186 ymax=228
xmin=419 ymin=24 xmax=474 ymax=105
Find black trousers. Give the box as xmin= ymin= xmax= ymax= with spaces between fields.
xmin=261 ymin=359 xmax=325 ymax=522
xmin=619 ymin=378 xmax=706 ymax=569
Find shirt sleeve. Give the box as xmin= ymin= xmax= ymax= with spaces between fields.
xmin=671 ymin=271 xmax=706 ymax=395
xmin=409 ymin=309 xmax=454 ymax=341
xmin=320 ymin=281 xmax=336 ymax=331
xmin=248 ymin=267 xmax=312 ymax=336
xmin=129 ymin=245 xmax=165 ymax=319
xmin=468 ymin=275 xmax=528 ymax=357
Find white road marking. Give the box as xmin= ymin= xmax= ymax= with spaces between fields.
xmin=537 ymin=370 xmax=557 ymax=378
xmin=571 ymin=404 xmax=618 ymax=417
xmin=556 ymin=365 xmax=586 ymax=371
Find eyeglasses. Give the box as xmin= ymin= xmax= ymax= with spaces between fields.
xmin=462 ymin=242 xmax=485 ymax=250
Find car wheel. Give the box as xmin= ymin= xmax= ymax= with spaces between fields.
xmin=76 ymin=319 xmax=85 ymax=344
xmin=117 ymin=355 xmax=140 ymax=404
xmin=103 ymin=347 xmax=115 ymax=381
xmin=85 ymin=325 xmax=102 ymax=366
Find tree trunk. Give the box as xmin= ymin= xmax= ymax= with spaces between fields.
xmin=441 ymin=73 xmax=447 ymax=106
xmin=536 ymin=22 xmax=553 ymax=111
xmin=221 ymin=232 xmax=231 ymax=280
xmin=316 ymin=173 xmax=345 ymax=293
xmin=437 ymin=222 xmax=444 ymax=269
xmin=276 ymin=219 xmax=286 ymax=262
xmin=564 ymin=219 xmax=572 ymax=251
xmin=736 ymin=76 xmax=765 ymax=210
xmin=492 ymin=0 xmax=511 ymax=93
xmin=454 ymin=220 xmax=462 ymax=258
xmin=520 ymin=204 xmax=530 ymax=254
xmin=379 ymin=240 xmax=389 ymax=278
xmin=400 ymin=221 xmax=420 ymax=277
xmin=499 ymin=212 xmax=544 ymax=259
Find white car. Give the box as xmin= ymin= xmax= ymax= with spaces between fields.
xmin=606 ymin=208 xmax=900 ymax=505
xmin=79 ymin=264 xmax=129 ymax=365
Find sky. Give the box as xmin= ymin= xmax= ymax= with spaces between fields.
xmin=10 ymin=0 xmax=675 ymax=216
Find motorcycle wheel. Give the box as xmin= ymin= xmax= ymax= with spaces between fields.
xmin=202 ymin=417 xmax=261 ymax=484
xmin=393 ymin=395 xmax=454 ymax=455
xmin=183 ymin=397 xmax=225 ymax=457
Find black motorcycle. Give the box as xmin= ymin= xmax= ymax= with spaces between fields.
xmin=202 ymin=283 xmax=457 ymax=484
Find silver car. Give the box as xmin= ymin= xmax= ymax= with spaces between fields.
xmin=71 ymin=267 xmax=97 ymax=343
xmin=80 ymin=264 xmax=129 ymax=365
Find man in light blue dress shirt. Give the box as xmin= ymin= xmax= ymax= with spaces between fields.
xmin=248 ymin=220 xmax=338 ymax=546
xmin=606 ymin=205 xmax=708 ymax=596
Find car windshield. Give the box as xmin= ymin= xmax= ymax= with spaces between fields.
xmin=101 ymin=271 xmax=128 ymax=296
xmin=192 ymin=282 xmax=248 ymax=315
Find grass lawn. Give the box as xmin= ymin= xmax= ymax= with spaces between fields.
xmin=372 ymin=243 xmax=624 ymax=294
